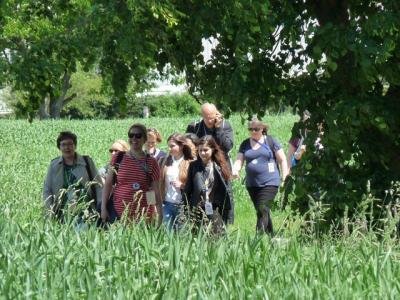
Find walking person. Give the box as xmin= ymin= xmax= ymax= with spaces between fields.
xmin=159 ymin=133 xmax=194 ymax=230
xmin=186 ymin=102 xmax=235 ymax=223
xmin=232 ymin=119 xmax=288 ymax=235
xmin=43 ymin=131 xmax=102 ymax=225
xmin=101 ymin=123 xmax=162 ymax=225
xmin=98 ymin=139 xmax=130 ymax=185
xmin=145 ymin=128 xmax=167 ymax=164
xmin=184 ymin=135 xmax=232 ymax=235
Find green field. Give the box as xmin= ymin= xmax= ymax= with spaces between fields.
xmin=1 ymin=115 xmax=399 ymax=298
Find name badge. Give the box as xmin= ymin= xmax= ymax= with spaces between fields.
xmin=205 ymin=201 xmax=213 ymax=216
xmin=132 ymin=183 xmax=140 ymax=190
xmin=146 ymin=190 xmax=156 ymax=205
xmin=268 ymin=162 xmax=275 ymax=173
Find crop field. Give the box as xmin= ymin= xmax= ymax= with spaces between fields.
xmin=1 ymin=114 xmax=400 ymax=298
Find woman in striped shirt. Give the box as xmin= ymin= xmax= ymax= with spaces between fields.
xmin=101 ymin=124 xmax=162 ymax=225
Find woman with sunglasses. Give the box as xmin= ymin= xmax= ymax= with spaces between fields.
xmin=145 ymin=128 xmax=167 ymax=164
xmin=98 ymin=140 xmax=130 ymax=185
xmin=232 ymin=118 xmax=288 ymax=235
xmin=101 ymin=124 xmax=162 ymax=225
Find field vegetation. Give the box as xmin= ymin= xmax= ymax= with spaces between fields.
xmin=0 ymin=114 xmax=399 ymax=298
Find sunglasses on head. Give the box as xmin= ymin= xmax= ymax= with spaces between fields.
xmin=248 ymin=127 xmax=261 ymax=132
xmin=128 ymin=132 xmax=143 ymax=139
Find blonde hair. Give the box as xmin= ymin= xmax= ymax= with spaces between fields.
xmin=112 ymin=139 xmax=129 ymax=151
xmin=147 ymin=128 xmax=162 ymax=143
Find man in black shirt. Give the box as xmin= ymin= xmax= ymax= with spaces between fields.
xmin=186 ymin=102 xmax=235 ymax=223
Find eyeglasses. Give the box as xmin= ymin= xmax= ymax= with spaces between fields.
xmin=128 ymin=132 xmax=143 ymax=139
xmin=109 ymin=149 xmax=119 ymax=153
xmin=248 ymin=128 xmax=261 ymax=132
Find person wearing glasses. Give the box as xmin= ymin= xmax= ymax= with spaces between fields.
xmin=145 ymin=128 xmax=167 ymax=164
xmin=98 ymin=140 xmax=130 ymax=185
xmin=101 ymin=124 xmax=162 ymax=225
xmin=232 ymin=118 xmax=288 ymax=235
xmin=43 ymin=131 xmax=102 ymax=224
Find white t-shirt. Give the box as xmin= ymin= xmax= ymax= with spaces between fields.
xmin=165 ymin=156 xmax=184 ymax=204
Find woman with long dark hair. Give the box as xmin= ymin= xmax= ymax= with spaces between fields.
xmin=184 ymin=135 xmax=232 ymax=233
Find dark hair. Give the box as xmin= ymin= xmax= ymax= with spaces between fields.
xmin=184 ymin=133 xmax=200 ymax=147
xmin=57 ymin=131 xmax=77 ymax=149
xmin=198 ymin=135 xmax=231 ymax=180
xmin=128 ymin=123 xmax=147 ymax=142
xmin=165 ymin=133 xmax=194 ymax=166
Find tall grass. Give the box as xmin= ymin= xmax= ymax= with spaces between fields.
xmin=1 ymin=114 xmax=399 ymax=298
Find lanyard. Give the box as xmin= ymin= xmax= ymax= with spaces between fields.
xmin=128 ymin=151 xmax=152 ymax=186
xmin=252 ymin=137 xmax=274 ymax=160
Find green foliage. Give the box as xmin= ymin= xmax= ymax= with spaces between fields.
xmin=1 ymin=117 xmax=400 ymax=298
xmin=0 ymin=0 xmax=97 ymax=119
xmin=126 ymin=93 xmax=200 ymax=118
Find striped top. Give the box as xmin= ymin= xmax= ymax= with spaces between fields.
xmin=111 ymin=153 xmax=160 ymax=222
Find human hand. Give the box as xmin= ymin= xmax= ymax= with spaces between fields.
xmin=171 ymin=180 xmax=183 ymax=188
xmin=232 ymin=170 xmax=240 ymax=179
xmin=214 ymin=111 xmax=223 ymax=128
xmin=101 ymin=207 xmax=109 ymax=223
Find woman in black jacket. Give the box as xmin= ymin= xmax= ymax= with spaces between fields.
xmin=184 ymin=135 xmax=232 ymax=233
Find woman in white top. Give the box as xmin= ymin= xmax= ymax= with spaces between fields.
xmin=159 ymin=133 xmax=195 ymax=230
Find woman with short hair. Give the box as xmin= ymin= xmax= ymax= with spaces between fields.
xmin=232 ymin=119 xmax=288 ymax=235
xmin=145 ymin=128 xmax=167 ymax=163
xmin=43 ymin=131 xmax=101 ymax=223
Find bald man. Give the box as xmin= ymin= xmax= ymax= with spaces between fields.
xmin=186 ymin=103 xmax=234 ymax=155
xmin=186 ymin=102 xmax=235 ymax=223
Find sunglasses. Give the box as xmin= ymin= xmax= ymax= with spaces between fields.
xmin=109 ymin=149 xmax=119 ymax=153
xmin=128 ymin=132 xmax=143 ymax=139
xmin=248 ymin=127 xmax=261 ymax=132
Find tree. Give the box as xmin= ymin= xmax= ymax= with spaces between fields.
xmin=0 ymin=0 xmax=98 ymax=119
xmin=138 ymin=0 xmax=400 ymax=229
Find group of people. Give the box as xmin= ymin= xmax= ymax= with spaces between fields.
xmin=43 ymin=103 xmax=301 ymax=235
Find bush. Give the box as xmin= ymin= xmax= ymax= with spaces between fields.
xmin=126 ymin=93 xmax=200 ymax=118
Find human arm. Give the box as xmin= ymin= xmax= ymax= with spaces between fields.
xmin=183 ymin=162 xmax=194 ymax=207
xmin=152 ymin=179 xmax=163 ymax=227
xmin=100 ymin=170 xmax=114 ymax=222
xmin=87 ymin=156 xmax=103 ymax=209
xmin=294 ymin=145 xmax=306 ymax=160
xmin=232 ymin=153 xmax=245 ymax=179
xmin=214 ymin=120 xmax=234 ymax=153
xmin=276 ymin=148 xmax=289 ymax=183
xmin=43 ymin=163 xmax=54 ymax=213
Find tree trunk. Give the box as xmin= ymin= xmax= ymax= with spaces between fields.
xmin=39 ymin=97 xmax=50 ymax=119
xmin=48 ymin=71 xmax=76 ymax=119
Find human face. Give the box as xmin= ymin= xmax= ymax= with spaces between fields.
xmin=128 ymin=129 xmax=145 ymax=151
xmin=109 ymin=142 xmax=124 ymax=156
xmin=168 ymin=140 xmax=182 ymax=159
xmin=146 ymin=135 xmax=157 ymax=152
xmin=198 ymin=144 xmax=213 ymax=163
xmin=248 ymin=125 xmax=263 ymax=139
xmin=60 ymin=139 xmax=76 ymax=159
xmin=201 ymin=108 xmax=217 ymax=129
